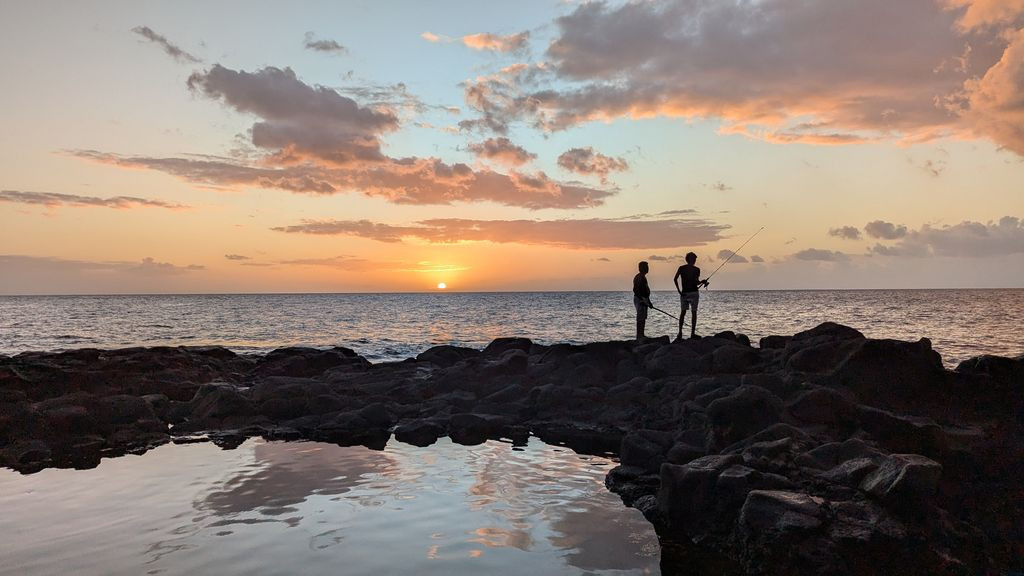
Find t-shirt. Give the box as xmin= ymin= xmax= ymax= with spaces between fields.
xmin=677 ymin=264 xmax=701 ymax=292
xmin=632 ymin=273 xmax=650 ymax=300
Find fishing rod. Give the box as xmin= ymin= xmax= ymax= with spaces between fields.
xmin=649 ymin=304 xmax=678 ymax=320
xmin=703 ymin=226 xmax=764 ymax=288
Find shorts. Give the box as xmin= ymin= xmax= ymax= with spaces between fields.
xmin=634 ymin=296 xmax=648 ymax=320
xmin=680 ymin=291 xmax=699 ymax=311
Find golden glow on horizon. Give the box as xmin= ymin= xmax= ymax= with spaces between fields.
xmin=437 ymin=282 xmax=447 ymax=290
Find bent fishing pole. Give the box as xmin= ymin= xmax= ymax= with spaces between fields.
xmin=703 ymin=226 xmax=764 ymax=288
xmin=649 ymin=304 xmax=678 ymax=320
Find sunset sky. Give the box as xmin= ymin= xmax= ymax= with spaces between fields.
xmin=1 ymin=0 xmax=1022 ymax=294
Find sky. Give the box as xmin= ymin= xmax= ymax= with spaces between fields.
xmin=1 ymin=0 xmax=1022 ymax=294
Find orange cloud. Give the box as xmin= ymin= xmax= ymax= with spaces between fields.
xmin=462 ymin=32 xmax=529 ymax=53
xmin=556 ymin=147 xmax=628 ymax=183
xmin=74 ymin=150 xmax=612 ymax=209
xmin=78 ymin=64 xmax=613 ymax=209
xmin=460 ymin=0 xmax=1024 ymax=155
xmin=271 ymin=213 xmax=728 ymax=250
xmin=467 ymin=137 xmax=536 ymax=166
xmin=0 ymin=189 xmax=188 ymax=210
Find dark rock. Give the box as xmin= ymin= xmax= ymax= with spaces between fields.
xmin=712 ymin=344 xmax=761 ymax=373
xmin=416 ymin=345 xmax=479 ymax=367
xmin=760 ymin=335 xmax=790 ymax=349
xmin=254 ymin=346 xmax=369 ymax=378
xmin=798 ymin=438 xmax=882 ymax=471
xmin=448 ymin=413 xmax=508 ymax=445
xmin=643 ymin=343 xmax=702 ymax=378
xmin=394 ymin=419 xmax=444 ymax=447
xmin=358 ymin=402 xmax=394 ymax=428
xmin=482 ymin=337 xmax=532 ymax=357
xmin=656 ymin=454 xmax=743 ymax=529
xmin=189 ymin=383 xmax=252 ymax=424
xmin=706 ymin=385 xmax=784 ymax=447
xmin=620 ymin=429 xmax=673 ymax=472
xmin=787 ymin=386 xmax=858 ymax=426
xmin=832 ymin=338 xmax=946 ymax=410
xmin=858 ymin=406 xmax=948 ymax=458
xmin=666 ymin=442 xmax=706 ymax=465
xmin=818 ymin=457 xmax=879 ymax=487
xmin=860 ymin=453 xmax=942 ymax=510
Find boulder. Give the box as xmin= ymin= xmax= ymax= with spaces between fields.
xmin=706 ymin=385 xmax=784 ymax=447
xmin=857 ymin=406 xmax=948 ymax=458
xmin=818 ymin=457 xmax=879 ymax=487
xmin=620 ymin=429 xmax=674 ymax=472
xmin=416 ymin=345 xmax=479 ymax=367
xmin=787 ymin=387 xmax=858 ymax=426
xmin=712 ymin=345 xmax=761 ymax=373
xmin=482 ymin=337 xmax=532 ymax=357
xmin=656 ymin=454 xmax=743 ymax=529
xmin=643 ymin=344 xmax=703 ymax=378
xmin=860 ymin=453 xmax=942 ymax=511
xmin=394 ymin=419 xmax=444 ymax=447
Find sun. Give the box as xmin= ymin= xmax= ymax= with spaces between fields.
xmin=437 ymin=282 xmax=447 ymax=290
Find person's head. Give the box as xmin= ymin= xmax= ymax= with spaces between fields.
xmin=685 ymin=252 xmax=697 ymax=264
xmin=638 ymin=261 xmax=649 ymax=274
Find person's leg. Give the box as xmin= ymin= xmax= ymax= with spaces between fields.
xmin=635 ymin=300 xmax=647 ymax=340
xmin=677 ymin=298 xmax=686 ymax=338
xmin=688 ymin=293 xmax=700 ymax=337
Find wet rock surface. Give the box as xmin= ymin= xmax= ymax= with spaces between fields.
xmin=1 ymin=324 xmax=1021 ymax=575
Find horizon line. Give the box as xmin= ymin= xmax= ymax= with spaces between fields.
xmin=1 ymin=287 xmax=1022 ymax=297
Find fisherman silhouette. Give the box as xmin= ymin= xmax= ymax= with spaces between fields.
xmin=673 ymin=252 xmax=709 ymax=340
xmin=632 ymin=261 xmax=653 ymax=341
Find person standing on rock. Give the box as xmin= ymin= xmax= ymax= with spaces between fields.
xmin=633 ymin=261 xmax=653 ymax=341
xmin=673 ymin=252 xmax=709 ymax=340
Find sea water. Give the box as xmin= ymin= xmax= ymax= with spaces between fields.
xmin=2 ymin=290 xmax=1022 ymax=365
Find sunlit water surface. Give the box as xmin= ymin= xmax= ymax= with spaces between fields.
xmin=2 ymin=290 xmax=1022 ymax=365
xmin=0 ymin=438 xmax=659 ymax=576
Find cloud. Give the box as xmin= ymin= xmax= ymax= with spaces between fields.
xmin=303 ymin=32 xmax=347 ymax=54
xmin=272 ymin=213 xmax=729 ymax=250
xmin=131 ymin=26 xmax=200 ymax=63
xmin=750 ymin=255 xmax=765 ymax=263
xmin=467 ymin=137 xmax=536 ymax=166
xmin=224 ymin=254 xmax=250 ymax=261
xmin=75 ymin=150 xmax=612 ymax=209
xmin=716 ymin=249 xmax=749 ymax=264
xmin=0 ymin=190 xmax=187 ymax=210
xmin=944 ymin=0 xmax=1024 ymax=30
xmin=869 ymin=216 xmax=1024 ymax=257
xmin=459 ymin=0 xmax=1024 ymax=155
xmin=594 ymin=257 xmax=611 ymax=262
xmin=188 ymin=65 xmax=398 ymax=166
xmin=0 ymin=255 xmax=203 ymax=276
xmin=865 ymin=220 xmax=908 ymax=240
xmin=421 ymin=31 xmax=447 ymax=43
xmin=953 ymin=28 xmax=1024 ymax=155
xmin=79 ymin=64 xmax=612 ymax=210
xmin=793 ymin=248 xmax=850 ymax=262
xmin=462 ymin=32 xmax=530 ymax=53
xmin=828 ymin=226 xmax=862 ymax=240
xmin=557 ymin=147 xmax=628 ymax=183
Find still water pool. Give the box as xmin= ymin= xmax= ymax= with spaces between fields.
xmin=0 ymin=438 xmax=660 ymax=575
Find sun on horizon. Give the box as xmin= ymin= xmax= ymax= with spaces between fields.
xmin=437 ymin=282 xmax=447 ymax=290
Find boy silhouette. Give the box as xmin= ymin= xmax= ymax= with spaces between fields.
xmin=673 ymin=252 xmax=709 ymax=339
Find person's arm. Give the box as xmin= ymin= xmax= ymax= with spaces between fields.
xmin=673 ymin=267 xmax=683 ymax=294
xmin=696 ymin=266 xmax=709 ymax=288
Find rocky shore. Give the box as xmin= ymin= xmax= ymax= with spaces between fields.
xmin=1 ymin=323 xmax=1021 ymax=575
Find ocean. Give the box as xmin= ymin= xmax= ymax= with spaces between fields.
xmin=2 ymin=289 xmax=1022 ymax=366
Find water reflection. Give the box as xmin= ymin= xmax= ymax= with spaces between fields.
xmin=0 ymin=437 xmax=659 ymax=575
